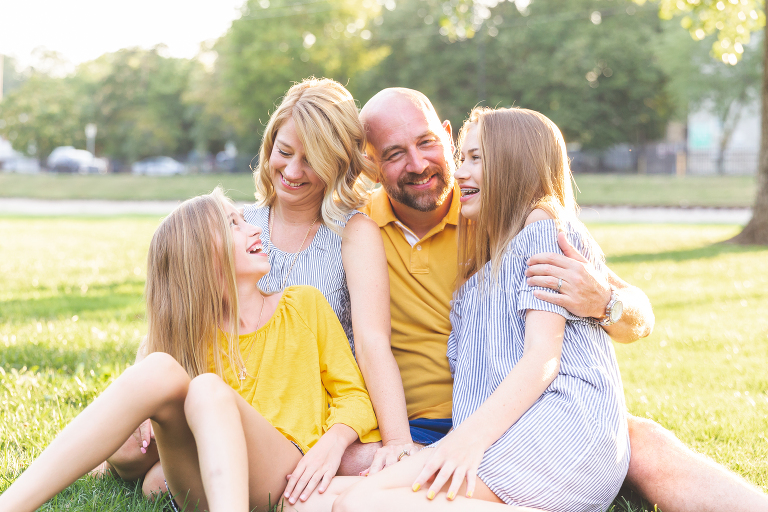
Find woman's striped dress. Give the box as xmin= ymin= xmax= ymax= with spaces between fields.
xmin=243 ymin=204 xmax=359 ymax=354
xmin=447 ymin=219 xmax=630 ymax=512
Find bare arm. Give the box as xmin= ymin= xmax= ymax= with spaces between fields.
xmin=525 ymin=232 xmax=654 ymax=344
xmin=341 ymin=214 xmax=414 ymax=472
xmin=412 ymin=309 xmax=565 ymax=499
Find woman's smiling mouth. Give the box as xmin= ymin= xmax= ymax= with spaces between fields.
xmin=280 ymin=173 xmax=306 ymax=188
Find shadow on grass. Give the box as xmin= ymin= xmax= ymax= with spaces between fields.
xmin=608 ymin=241 xmax=767 ymax=265
xmin=0 ymin=280 xmax=144 ymax=322
xmin=610 ymin=484 xmax=657 ymax=512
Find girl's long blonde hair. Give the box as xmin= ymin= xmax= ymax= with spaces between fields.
xmin=457 ymin=107 xmax=599 ymax=284
xmin=144 ymin=188 xmax=244 ymax=378
xmin=254 ymin=77 xmax=377 ymax=235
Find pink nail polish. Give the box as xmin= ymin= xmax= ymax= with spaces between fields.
xmin=143 ymin=440 xmax=148 ymax=448
xmin=140 ymin=447 xmax=146 ymax=454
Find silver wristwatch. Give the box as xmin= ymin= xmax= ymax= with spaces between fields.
xmin=598 ymin=286 xmax=623 ymax=326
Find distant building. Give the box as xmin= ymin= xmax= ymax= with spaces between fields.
xmin=686 ymin=99 xmax=760 ymax=175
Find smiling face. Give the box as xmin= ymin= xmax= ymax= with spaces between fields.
xmin=223 ymin=202 xmax=270 ymax=283
xmin=268 ymin=117 xmax=325 ymax=209
xmin=455 ymin=123 xmax=482 ymax=221
xmin=364 ymin=94 xmax=454 ymax=213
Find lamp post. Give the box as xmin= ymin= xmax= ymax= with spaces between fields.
xmin=85 ymin=123 xmax=97 ymax=155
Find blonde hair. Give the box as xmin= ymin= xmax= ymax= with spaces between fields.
xmin=457 ymin=107 xmax=599 ymax=284
xmin=254 ymin=77 xmax=377 ymax=234
xmin=144 ymin=188 xmax=244 ymax=379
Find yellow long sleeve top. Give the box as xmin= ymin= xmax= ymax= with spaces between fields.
xmin=213 ymin=285 xmax=380 ymax=453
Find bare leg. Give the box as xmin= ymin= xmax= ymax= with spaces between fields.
xmin=142 ymin=460 xmax=166 ymax=499
xmin=0 ymin=353 xmax=248 ymax=512
xmin=625 ymin=415 xmax=768 ymax=512
xmin=105 ymin=420 xmax=159 ymax=481
xmin=333 ymin=450 xmax=543 ymax=512
xmin=338 ymin=441 xmax=380 ymax=476
xmin=184 ymin=374 xmax=303 ymax=511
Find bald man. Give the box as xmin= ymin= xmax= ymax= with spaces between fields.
xmin=358 ymin=87 xmax=768 ymax=512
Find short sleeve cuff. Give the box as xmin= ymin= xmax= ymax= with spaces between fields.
xmin=517 ymin=289 xmax=574 ymax=319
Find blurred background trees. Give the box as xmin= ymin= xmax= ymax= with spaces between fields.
xmin=0 ymin=0 xmax=762 ymax=170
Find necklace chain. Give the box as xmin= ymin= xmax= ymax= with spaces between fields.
xmin=268 ymin=207 xmax=319 ymax=292
xmin=239 ymin=295 xmax=266 ymax=381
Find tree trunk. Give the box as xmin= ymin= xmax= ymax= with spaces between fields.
xmin=729 ymin=29 xmax=768 ymax=245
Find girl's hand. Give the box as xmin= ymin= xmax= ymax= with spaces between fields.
xmin=283 ymin=424 xmax=357 ymax=505
xmin=361 ymin=440 xmax=418 ymax=476
xmin=411 ymin=426 xmax=486 ymax=501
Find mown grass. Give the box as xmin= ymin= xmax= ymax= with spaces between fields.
xmin=573 ymin=174 xmax=756 ymax=207
xmin=0 ymin=173 xmax=258 ymax=202
xmin=0 ymin=172 xmax=758 ymax=207
xmin=0 ymin=217 xmax=766 ymax=511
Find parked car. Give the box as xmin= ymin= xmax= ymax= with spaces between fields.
xmin=47 ymin=147 xmax=108 ymax=174
xmin=132 ymin=156 xmax=186 ymax=176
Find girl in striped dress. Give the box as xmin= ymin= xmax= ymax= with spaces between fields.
xmin=334 ymin=107 xmax=630 ymax=512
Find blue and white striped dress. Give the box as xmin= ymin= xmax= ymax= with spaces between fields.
xmin=447 ymin=219 xmax=629 ymax=512
xmin=243 ymin=204 xmax=358 ymax=354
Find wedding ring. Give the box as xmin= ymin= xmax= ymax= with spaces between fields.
xmin=397 ymin=449 xmax=411 ymax=461
xmin=556 ymin=278 xmax=563 ymax=293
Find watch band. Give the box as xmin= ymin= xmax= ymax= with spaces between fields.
xmin=599 ymin=286 xmax=622 ymax=326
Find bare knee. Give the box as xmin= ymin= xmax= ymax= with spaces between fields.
xmin=626 ymin=415 xmax=686 ymax=486
xmin=184 ymin=373 xmax=235 ymax=421
xmin=134 ymin=352 xmax=191 ymax=403
xmin=333 ymin=480 xmax=379 ymax=512
xmin=338 ymin=441 xmax=380 ymax=476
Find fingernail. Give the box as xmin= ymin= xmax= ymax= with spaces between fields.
xmin=427 ymin=491 xmax=435 ymax=500
xmin=300 ymin=495 xmax=306 ymax=501
xmin=466 ymin=491 xmax=473 ymax=498
xmin=143 ymin=440 xmax=148 ymax=448
xmin=447 ymin=492 xmax=455 ymax=500
xmin=412 ymin=483 xmax=420 ymax=492
xmin=140 ymin=447 xmax=146 ymax=454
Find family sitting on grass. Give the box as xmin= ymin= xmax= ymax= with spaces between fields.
xmin=1 ymin=79 xmax=766 ymax=512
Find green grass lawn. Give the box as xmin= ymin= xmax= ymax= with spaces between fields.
xmin=0 ymin=172 xmax=758 ymax=207
xmin=0 ymin=218 xmax=766 ymax=511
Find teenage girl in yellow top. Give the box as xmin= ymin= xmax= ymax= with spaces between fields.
xmin=0 ymin=189 xmax=379 ymax=512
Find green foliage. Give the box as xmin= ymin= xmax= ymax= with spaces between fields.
xmin=640 ymin=0 xmax=765 ymax=64
xmin=355 ymin=0 xmax=671 ymax=149
xmin=656 ymin=26 xmax=763 ymax=121
xmin=0 ymin=73 xmax=89 ymax=160
xmin=80 ymin=47 xmax=197 ymax=162
xmin=1 ymin=55 xmax=28 ymax=98
xmin=214 ymin=0 xmax=389 ymax=156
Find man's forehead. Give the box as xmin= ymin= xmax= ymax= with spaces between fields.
xmin=365 ymin=95 xmax=440 ymax=149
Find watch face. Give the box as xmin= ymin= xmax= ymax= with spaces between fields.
xmin=610 ymin=300 xmax=624 ymax=323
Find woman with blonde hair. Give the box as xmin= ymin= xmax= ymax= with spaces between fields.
xmin=104 ymin=77 xmax=413 ymax=505
xmin=0 ymin=189 xmax=379 ymax=512
xmin=332 ymin=107 xmax=630 ymax=512
xmin=245 ymin=77 xmax=413 ymax=481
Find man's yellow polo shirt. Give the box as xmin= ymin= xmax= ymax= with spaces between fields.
xmin=362 ymin=186 xmax=460 ymax=420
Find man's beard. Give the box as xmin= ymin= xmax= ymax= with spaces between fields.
xmin=382 ymin=166 xmax=454 ymax=213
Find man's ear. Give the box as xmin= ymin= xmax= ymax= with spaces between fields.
xmin=442 ymin=120 xmax=455 ymax=152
